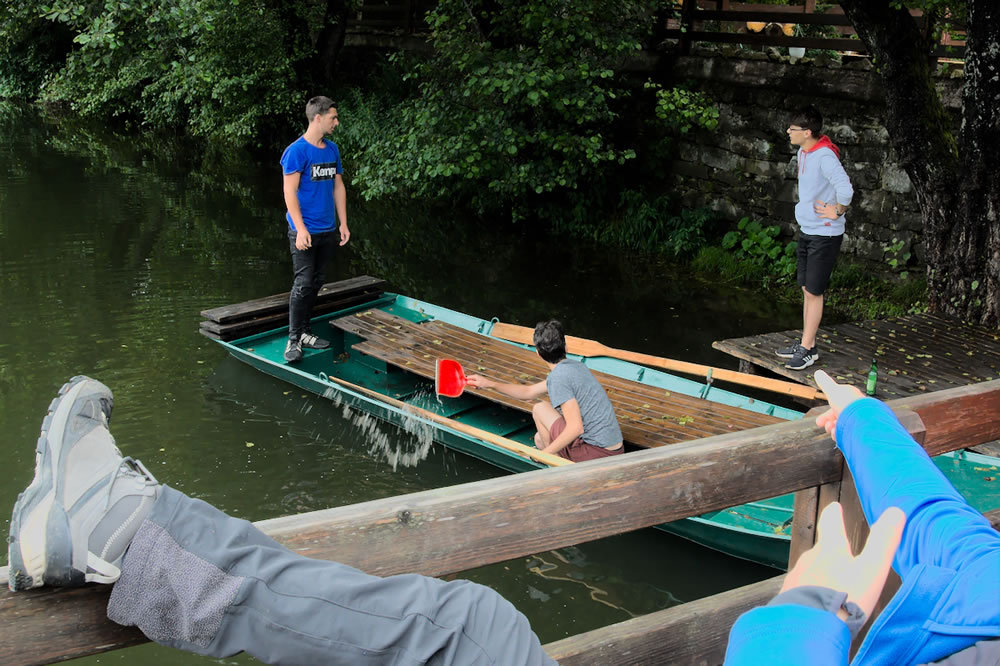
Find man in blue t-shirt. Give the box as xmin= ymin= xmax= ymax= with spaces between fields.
xmin=279 ymin=96 xmax=351 ymax=363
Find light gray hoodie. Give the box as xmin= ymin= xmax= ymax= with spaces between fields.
xmin=795 ymin=135 xmax=854 ymax=236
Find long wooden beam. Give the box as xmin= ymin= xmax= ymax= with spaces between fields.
xmin=1 ymin=380 xmax=998 ymax=664
xmin=545 ymin=576 xmax=785 ymax=665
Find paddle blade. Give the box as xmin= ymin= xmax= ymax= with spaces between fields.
xmin=435 ymin=358 xmax=468 ymax=398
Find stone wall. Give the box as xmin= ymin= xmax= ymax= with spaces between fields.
xmin=663 ymin=49 xmax=963 ymax=274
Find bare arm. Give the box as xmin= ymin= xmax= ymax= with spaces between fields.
xmin=466 ymin=375 xmax=548 ymax=401
xmin=334 ymin=173 xmax=350 ymax=246
xmin=283 ymin=172 xmax=311 ymax=250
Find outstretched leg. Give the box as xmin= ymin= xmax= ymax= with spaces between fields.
xmin=10 ymin=376 xmax=553 ymax=666
xmin=110 ymin=488 xmax=553 ymax=665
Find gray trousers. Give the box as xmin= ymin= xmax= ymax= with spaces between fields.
xmin=108 ymin=486 xmax=553 ymax=665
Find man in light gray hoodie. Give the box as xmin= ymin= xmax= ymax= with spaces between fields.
xmin=777 ymin=106 xmax=854 ymax=371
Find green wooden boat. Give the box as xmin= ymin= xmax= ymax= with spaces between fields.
xmin=202 ymin=284 xmax=1000 ymax=570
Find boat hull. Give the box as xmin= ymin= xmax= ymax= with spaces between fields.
xmin=214 ymin=291 xmax=1000 ymax=571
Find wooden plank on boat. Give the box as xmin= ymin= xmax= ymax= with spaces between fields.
xmin=330 ymin=309 xmax=784 ymax=449
xmin=199 ymin=289 xmax=385 ymax=341
xmin=200 ymin=275 xmax=387 ymax=324
xmin=198 ymin=276 xmax=388 ymax=342
xmin=713 ymin=313 xmax=1000 ymax=399
xmin=1 ymin=380 xmax=998 ymax=665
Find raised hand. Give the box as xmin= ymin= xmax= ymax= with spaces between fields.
xmin=782 ymin=501 xmax=906 ymax=621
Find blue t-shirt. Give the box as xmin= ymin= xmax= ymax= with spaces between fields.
xmin=280 ymin=137 xmax=343 ymax=233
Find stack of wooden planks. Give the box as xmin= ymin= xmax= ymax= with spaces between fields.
xmin=199 ymin=276 xmax=388 ymax=341
xmin=332 ymin=309 xmax=783 ymax=449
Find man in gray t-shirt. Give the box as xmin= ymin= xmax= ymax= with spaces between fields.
xmin=467 ymin=320 xmax=624 ymax=462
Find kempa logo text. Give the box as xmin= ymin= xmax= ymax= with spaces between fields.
xmin=311 ymin=164 xmax=337 ymax=180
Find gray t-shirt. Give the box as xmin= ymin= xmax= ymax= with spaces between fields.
xmin=546 ymin=359 xmax=623 ymax=448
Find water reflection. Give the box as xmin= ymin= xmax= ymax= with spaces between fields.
xmin=0 ymin=108 xmax=791 ymax=664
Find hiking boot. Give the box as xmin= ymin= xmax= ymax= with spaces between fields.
xmin=284 ymin=336 xmax=303 ymax=362
xmin=299 ymin=332 xmax=330 ymax=350
xmin=8 ymin=376 xmax=160 ymax=591
xmin=785 ymin=345 xmax=818 ymax=371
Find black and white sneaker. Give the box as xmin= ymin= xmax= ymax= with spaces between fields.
xmin=299 ymin=332 xmax=330 ymax=350
xmin=775 ymin=344 xmax=798 ymax=359
xmin=785 ymin=345 xmax=817 ymax=371
xmin=283 ymin=337 xmax=303 ymax=363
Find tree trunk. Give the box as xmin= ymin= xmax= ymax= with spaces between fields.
xmin=313 ymin=0 xmax=350 ymax=86
xmin=953 ymin=0 xmax=1000 ymax=326
xmin=839 ymin=0 xmax=999 ymax=327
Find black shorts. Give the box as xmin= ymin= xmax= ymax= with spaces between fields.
xmin=796 ymin=233 xmax=843 ymax=295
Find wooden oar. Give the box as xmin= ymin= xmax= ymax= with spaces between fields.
xmin=489 ymin=322 xmax=827 ymax=402
xmin=320 ymin=373 xmax=571 ymax=468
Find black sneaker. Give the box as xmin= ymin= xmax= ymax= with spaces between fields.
xmin=299 ymin=332 xmax=330 ymax=350
xmin=284 ymin=337 xmax=303 ymax=363
xmin=775 ymin=344 xmax=798 ymax=359
xmin=785 ymin=345 xmax=817 ymax=370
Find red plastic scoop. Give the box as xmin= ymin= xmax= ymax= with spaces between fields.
xmin=435 ymin=358 xmax=468 ymax=398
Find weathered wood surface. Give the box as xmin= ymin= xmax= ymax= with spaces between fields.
xmin=788 ymin=486 xmax=821 ymax=569
xmin=892 ymin=380 xmax=1000 ymax=456
xmin=201 ymin=275 xmax=386 ymax=323
xmin=489 ymin=321 xmax=826 ymax=401
xmin=198 ymin=276 xmax=388 ymax=341
xmin=713 ymin=313 xmax=1000 ymax=399
xmin=2 ymin=380 xmax=998 ymax=665
xmin=971 ymin=441 xmax=1000 ymax=457
xmin=0 ymin=584 xmax=145 ymax=665
xmin=545 ymin=575 xmax=785 ymax=665
xmin=331 ymin=309 xmax=783 ymax=449
xmin=199 ymin=290 xmax=385 ymax=341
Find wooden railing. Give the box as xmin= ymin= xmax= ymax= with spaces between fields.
xmin=344 ymin=1 xmax=966 ymax=62
xmin=669 ymin=0 xmax=966 ymax=59
xmin=2 ymin=380 xmax=998 ymax=665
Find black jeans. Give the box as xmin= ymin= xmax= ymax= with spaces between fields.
xmin=288 ymin=230 xmax=337 ymax=341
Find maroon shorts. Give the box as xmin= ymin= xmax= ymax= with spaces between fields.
xmin=549 ymin=417 xmax=624 ymax=462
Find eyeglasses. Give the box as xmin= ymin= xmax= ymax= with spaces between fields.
xmin=787 ymin=127 xmax=808 ymax=132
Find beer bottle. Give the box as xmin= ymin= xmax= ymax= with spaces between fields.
xmin=866 ymin=359 xmax=878 ymax=396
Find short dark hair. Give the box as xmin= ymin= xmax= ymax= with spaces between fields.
xmin=533 ymin=320 xmax=566 ymax=364
xmin=305 ymin=96 xmax=336 ymax=122
xmin=790 ymin=105 xmax=822 ymax=137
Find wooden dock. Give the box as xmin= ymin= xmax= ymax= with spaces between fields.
xmin=331 ymin=309 xmax=784 ymax=449
xmin=713 ymin=313 xmax=1000 ymax=400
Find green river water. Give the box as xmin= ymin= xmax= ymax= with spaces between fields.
xmin=0 ymin=107 xmax=804 ymax=663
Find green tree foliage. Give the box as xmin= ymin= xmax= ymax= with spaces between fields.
xmin=0 ymin=0 xmax=356 ymax=143
xmin=350 ymin=0 xmax=717 ymax=217
xmin=646 ymin=82 xmax=720 ymax=133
